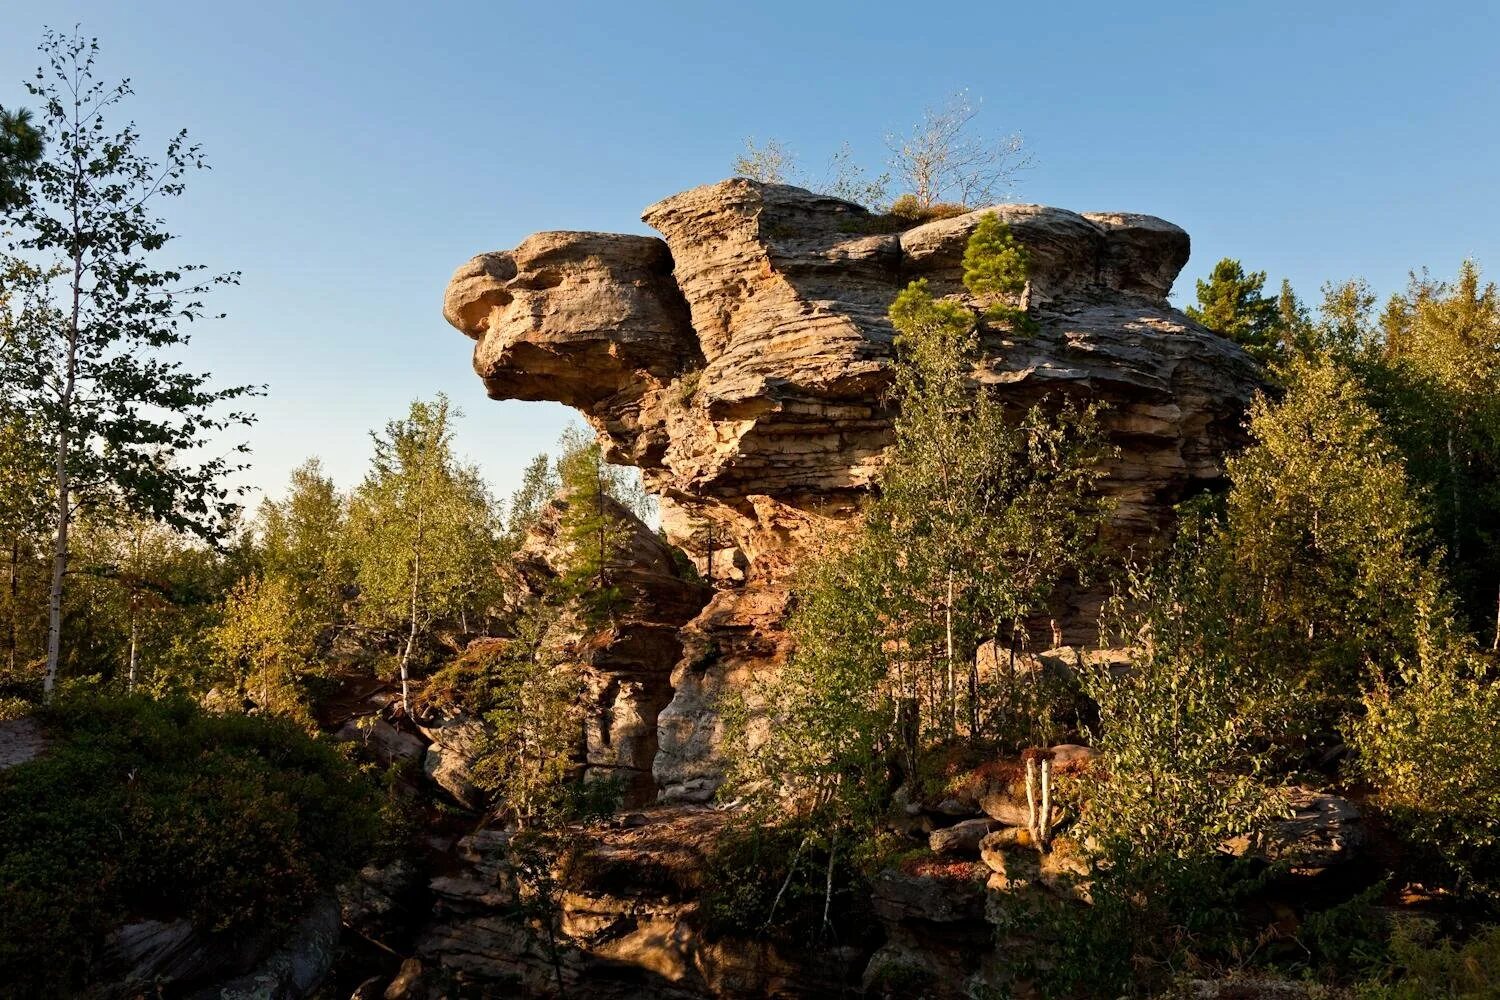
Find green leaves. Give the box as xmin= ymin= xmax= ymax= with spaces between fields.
xmin=961 ymin=212 xmax=1030 ymax=325
xmin=0 ymin=105 xmax=44 ymax=212
xmin=722 ymin=212 xmax=1109 ymax=828
xmin=348 ymin=396 xmax=501 ymax=647
xmin=1 ymin=29 xmax=258 ymax=542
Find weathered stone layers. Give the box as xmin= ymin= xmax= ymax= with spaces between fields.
xmin=444 ymin=178 xmax=1263 ymax=801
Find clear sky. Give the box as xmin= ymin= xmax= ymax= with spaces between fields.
xmin=3 ymin=1 xmax=1497 ymax=508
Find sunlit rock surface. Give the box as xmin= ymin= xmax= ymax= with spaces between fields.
xmin=445 ymin=178 xmax=1262 ymax=802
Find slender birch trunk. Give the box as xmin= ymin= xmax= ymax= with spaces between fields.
xmin=43 ymin=212 xmax=82 ymax=703
xmin=399 ymin=510 xmax=422 ymax=712
xmin=127 ymin=608 xmax=138 ymax=693
xmin=945 ymin=569 xmax=955 ymax=735
xmin=6 ymin=539 xmax=17 ymax=675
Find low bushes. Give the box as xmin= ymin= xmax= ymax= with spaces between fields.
xmin=0 ymin=694 xmax=381 ymax=994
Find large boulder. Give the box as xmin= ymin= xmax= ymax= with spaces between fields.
xmin=417 ymin=710 xmax=487 ymax=810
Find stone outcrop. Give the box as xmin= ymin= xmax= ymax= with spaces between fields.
xmin=507 ymin=495 xmax=712 ymax=804
xmin=412 ymin=807 xmax=868 ymax=999
xmin=445 ymin=178 xmax=1264 ymax=802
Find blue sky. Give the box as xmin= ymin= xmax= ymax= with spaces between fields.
xmin=3 ymin=1 xmax=1497 ymax=507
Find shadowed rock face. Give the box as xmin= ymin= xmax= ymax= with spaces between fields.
xmin=444 ymin=178 xmax=1263 ymax=801
xmin=508 ymin=496 xmax=711 ymax=805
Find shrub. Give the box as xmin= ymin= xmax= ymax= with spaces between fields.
xmin=1354 ymin=919 xmax=1500 ymax=999
xmin=0 ymin=694 xmax=381 ymax=995
xmin=1350 ymin=651 xmax=1500 ymax=898
xmin=887 ymin=193 xmax=971 ymax=223
xmin=0 ymin=694 xmax=33 ymax=721
xmin=699 ymin=818 xmax=873 ymax=947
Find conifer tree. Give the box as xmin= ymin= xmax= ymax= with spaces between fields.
xmin=1186 ymin=258 xmax=1280 ymax=362
xmin=0 ymin=105 xmax=43 ymax=212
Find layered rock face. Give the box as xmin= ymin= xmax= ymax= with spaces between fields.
xmin=507 ymin=496 xmax=712 ymax=805
xmin=445 ymin=178 xmax=1262 ymax=801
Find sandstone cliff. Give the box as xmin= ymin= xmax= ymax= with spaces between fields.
xmin=444 ymin=178 xmax=1262 ymax=802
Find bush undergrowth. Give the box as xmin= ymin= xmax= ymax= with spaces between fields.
xmin=0 ymin=694 xmax=381 ymax=994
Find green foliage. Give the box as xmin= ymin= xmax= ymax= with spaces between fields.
xmin=1007 ymin=854 xmax=1263 ymax=999
xmin=700 ymin=818 xmax=872 ymax=946
xmin=1024 ymin=519 xmax=1292 ymax=997
xmin=43 ymin=512 xmax=242 ymax=697
xmin=555 ymin=430 xmax=635 ymax=618
xmin=213 ymin=573 xmax=319 ymax=722
xmin=2 ymin=31 xmax=260 ymax=528
xmin=1363 ymin=262 xmax=1500 ymax=637
xmin=466 ymin=609 xmax=586 ymax=827
xmin=1221 ymin=352 xmax=1448 ymax=729
xmin=0 ymin=694 xmax=380 ymax=995
xmin=255 ymin=458 xmax=354 ymax=658
xmin=0 ymin=31 xmax=259 ymax=697
xmin=503 ymin=452 xmax=559 ymax=553
xmin=1083 ymin=521 xmax=1289 ymax=862
xmin=1353 ymin=920 xmax=1500 ymax=999
xmin=886 ymin=193 xmax=970 ymax=224
xmin=1297 ymin=883 xmax=1392 ymax=978
xmin=0 ymin=105 xmax=44 ymax=211
xmin=962 ymin=212 xmax=1031 ymax=326
xmin=722 ymin=212 xmax=1109 ymax=829
xmin=1351 ymin=647 xmax=1500 ymax=898
xmin=1187 ymin=258 xmax=1282 ymax=363
xmin=349 ymin=396 xmax=502 ymax=697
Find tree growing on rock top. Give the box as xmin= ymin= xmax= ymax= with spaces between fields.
xmin=0 ymin=31 xmax=259 ymax=700
xmin=732 ymin=90 xmax=1028 ymax=212
xmin=885 ymin=91 xmax=1030 ymax=210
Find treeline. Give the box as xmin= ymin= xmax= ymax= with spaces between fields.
xmin=0 ymin=32 xmax=658 ymax=724
xmin=0 ymin=387 xmax=656 ymax=721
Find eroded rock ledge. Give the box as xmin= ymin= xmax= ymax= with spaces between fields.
xmin=445 ymin=178 xmax=1263 ymax=802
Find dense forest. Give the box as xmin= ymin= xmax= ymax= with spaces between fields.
xmin=2 ymin=29 xmax=1499 ymax=1000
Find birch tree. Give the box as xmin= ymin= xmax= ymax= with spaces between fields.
xmin=885 ymin=92 xmax=1030 ymax=209
xmin=0 ymin=32 xmax=256 ymax=700
xmin=349 ymin=396 xmax=500 ymax=709
xmin=722 ymin=215 xmax=1110 ymax=821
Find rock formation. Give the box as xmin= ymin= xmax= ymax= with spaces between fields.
xmin=507 ymin=495 xmax=712 ymax=804
xmin=444 ymin=178 xmax=1263 ymax=802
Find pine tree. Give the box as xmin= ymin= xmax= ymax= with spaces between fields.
xmin=0 ymin=105 xmax=43 ymax=212
xmin=1186 ymin=258 xmax=1281 ymax=363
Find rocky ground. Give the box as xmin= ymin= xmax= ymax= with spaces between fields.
xmin=0 ymin=716 xmax=44 ymax=769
